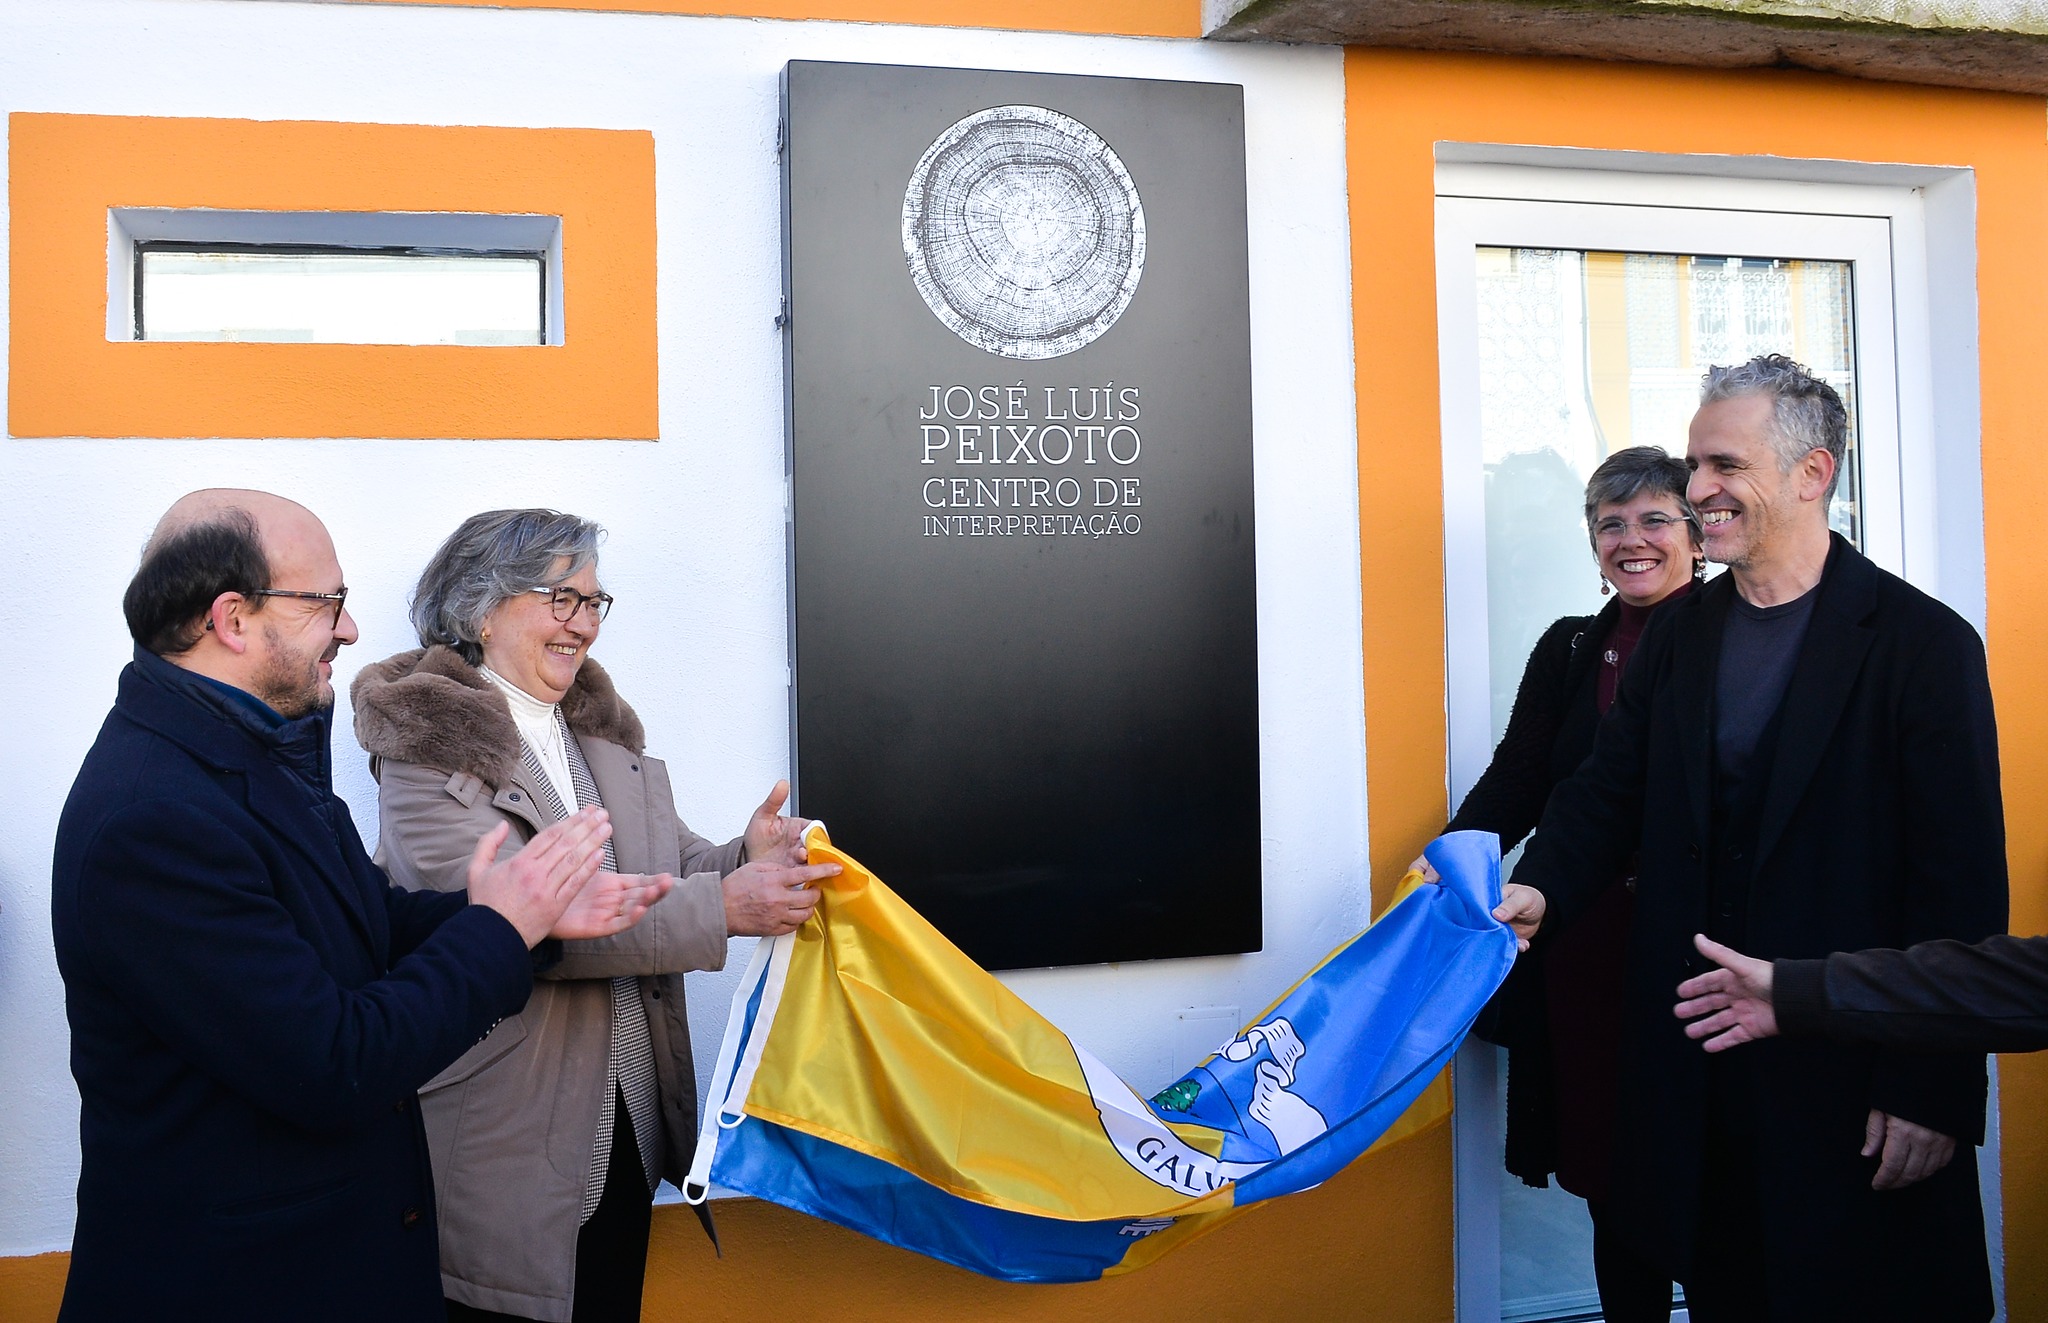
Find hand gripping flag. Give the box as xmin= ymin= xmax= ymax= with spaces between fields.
xmin=685 ymin=827 xmax=1517 ymax=1282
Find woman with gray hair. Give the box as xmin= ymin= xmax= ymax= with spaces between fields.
xmin=1447 ymin=445 xmax=1703 ymax=1322
xmin=352 ymin=509 xmax=839 ymax=1323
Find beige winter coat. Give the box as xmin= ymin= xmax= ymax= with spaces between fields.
xmin=352 ymin=646 xmax=737 ymax=1322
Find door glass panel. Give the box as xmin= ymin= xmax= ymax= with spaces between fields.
xmin=1475 ymin=247 xmax=1859 ymax=744
xmin=1473 ymin=246 xmax=1858 ymax=1321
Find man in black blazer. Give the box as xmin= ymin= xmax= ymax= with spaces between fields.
xmin=1492 ymin=357 xmax=2007 ymax=1322
xmin=50 ymin=490 xmax=666 ymax=1322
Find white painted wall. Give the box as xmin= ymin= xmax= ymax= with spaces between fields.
xmin=0 ymin=0 xmax=1361 ymax=1254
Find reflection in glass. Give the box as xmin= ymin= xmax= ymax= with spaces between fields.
xmin=1474 ymin=247 xmax=1858 ymax=1323
xmin=1475 ymin=248 xmax=1857 ymax=743
xmin=137 ymin=249 xmax=545 ymax=346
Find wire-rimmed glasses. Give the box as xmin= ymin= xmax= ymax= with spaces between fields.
xmin=1591 ymin=512 xmax=1693 ymax=545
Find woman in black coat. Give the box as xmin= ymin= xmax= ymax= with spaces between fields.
xmin=1449 ymin=445 xmax=1703 ymax=1323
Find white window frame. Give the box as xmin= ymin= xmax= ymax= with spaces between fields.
xmin=1431 ymin=152 xmax=1992 ymax=1323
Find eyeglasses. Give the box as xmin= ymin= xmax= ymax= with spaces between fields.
xmin=526 ymin=585 xmax=614 ymax=623
xmin=249 ymin=586 xmax=349 ymax=628
xmin=1592 ymin=512 xmax=1692 ymax=544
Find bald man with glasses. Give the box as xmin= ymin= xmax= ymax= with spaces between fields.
xmin=50 ymin=490 xmax=671 ymax=1323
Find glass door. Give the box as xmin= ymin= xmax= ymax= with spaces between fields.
xmin=1470 ymin=246 xmax=1866 ymax=762
xmin=1435 ymin=190 xmax=1904 ymax=1323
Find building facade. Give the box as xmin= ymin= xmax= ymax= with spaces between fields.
xmin=1 ymin=1 xmax=2043 ymax=1319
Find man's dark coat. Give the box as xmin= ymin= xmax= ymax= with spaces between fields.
xmin=1515 ymin=535 xmax=2007 ymax=1322
xmin=50 ymin=650 xmax=536 ymax=1322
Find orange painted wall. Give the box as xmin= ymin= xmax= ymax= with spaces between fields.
xmin=9 ymin=114 xmax=657 ymax=440
xmin=1345 ymin=46 xmax=2048 ymax=1320
xmin=0 ymin=1128 xmax=1454 ymax=1323
xmin=649 ymin=1128 xmax=1453 ymax=1322
xmin=0 ymin=1255 xmax=65 ymax=1322
xmin=324 ymin=0 xmax=1199 ymax=39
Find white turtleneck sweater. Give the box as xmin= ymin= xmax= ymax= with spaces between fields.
xmin=480 ymin=665 xmax=578 ymax=814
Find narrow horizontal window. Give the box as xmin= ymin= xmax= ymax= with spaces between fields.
xmin=135 ymin=243 xmax=545 ymax=346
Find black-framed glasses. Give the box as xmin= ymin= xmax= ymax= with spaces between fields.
xmin=1592 ymin=512 xmax=1692 ymax=544
xmin=249 ymin=586 xmax=349 ymax=628
xmin=526 ymin=585 xmax=613 ymax=623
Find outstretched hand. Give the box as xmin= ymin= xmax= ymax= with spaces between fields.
xmin=466 ymin=808 xmax=614 ymax=948
xmin=1674 ymin=933 xmax=1779 ymax=1052
xmin=743 ymin=780 xmax=812 ymax=867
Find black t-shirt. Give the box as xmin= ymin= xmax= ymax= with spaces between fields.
xmin=1709 ymin=580 xmax=1821 ymax=1123
xmin=1715 ymin=584 xmax=1819 ymax=804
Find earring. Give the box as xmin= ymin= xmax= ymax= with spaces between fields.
xmin=480 ymin=629 xmax=492 ymax=643
xmin=1599 ymin=575 xmax=1611 ymax=597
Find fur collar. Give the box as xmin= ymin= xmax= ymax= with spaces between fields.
xmin=351 ymin=645 xmax=646 ymax=788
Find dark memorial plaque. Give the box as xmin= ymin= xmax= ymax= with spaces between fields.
xmin=783 ymin=60 xmax=1258 ymax=970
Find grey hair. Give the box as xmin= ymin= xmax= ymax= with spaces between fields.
xmin=1583 ymin=445 xmax=1700 ymax=550
xmin=410 ymin=509 xmax=604 ymax=664
xmin=1698 ymin=353 xmax=1850 ymax=500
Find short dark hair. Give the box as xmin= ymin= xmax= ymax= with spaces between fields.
xmin=123 ymin=509 xmax=271 ymax=657
xmin=1583 ymin=445 xmax=1700 ymax=550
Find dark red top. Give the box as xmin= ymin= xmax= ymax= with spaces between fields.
xmin=1546 ymin=580 xmax=1689 ymax=1201
xmin=1594 ymin=593 xmax=1662 ymax=713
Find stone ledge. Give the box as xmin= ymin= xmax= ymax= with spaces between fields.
xmin=1205 ymin=0 xmax=2048 ymax=94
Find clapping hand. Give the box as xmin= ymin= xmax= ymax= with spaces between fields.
xmin=553 ymin=871 xmax=676 ymax=941
xmin=466 ymin=808 xmax=615 ymax=948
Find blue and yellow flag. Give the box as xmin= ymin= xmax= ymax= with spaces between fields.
xmin=685 ymin=828 xmax=1515 ymax=1282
